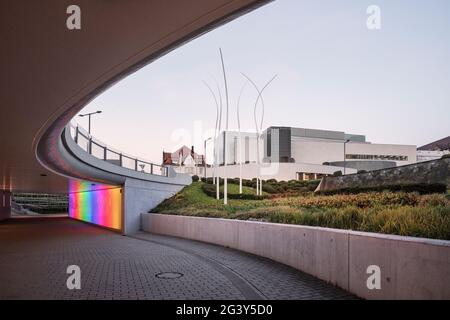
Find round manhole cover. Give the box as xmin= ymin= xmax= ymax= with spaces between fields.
xmin=155 ymin=272 xmax=183 ymax=279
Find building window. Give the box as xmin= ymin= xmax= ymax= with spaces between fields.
xmin=266 ymin=130 xmax=271 ymax=157
xmin=346 ymin=154 xmax=408 ymax=161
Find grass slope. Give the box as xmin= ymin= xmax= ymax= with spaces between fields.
xmin=152 ymin=182 xmax=450 ymax=240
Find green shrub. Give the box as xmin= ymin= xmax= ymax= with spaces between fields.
xmin=441 ymin=154 xmax=450 ymax=159
xmin=201 ymin=182 xmax=267 ymax=200
xmin=242 ymin=179 xmax=253 ymax=187
xmin=306 ymin=180 xmax=321 ymax=191
xmin=357 ymin=170 xmax=368 ymax=174
xmin=233 ymin=193 xmax=268 ymax=200
xmin=284 ymin=191 xmax=423 ymax=208
xmin=318 ymin=183 xmax=447 ymax=195
xmin=333 ymin=171 xmax=343 ymax=177
xmin=200 ymin=182 xmax=216 ymax=196
xmin=205 ymin=177 xmax=214 ymax=184
xmin=192 ymin=175 xmax=200 ymax=182
xmin=257 ymin=179 xmax=320 ymax=194
xmin=232 ymin=177 xmax=240 ymax=184
xmin=262 ymin=184 xmax=277 ymax=194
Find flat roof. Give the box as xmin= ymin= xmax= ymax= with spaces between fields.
xmin=265 ymin=126 xmax=366 ymax=142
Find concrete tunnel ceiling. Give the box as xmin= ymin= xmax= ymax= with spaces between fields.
xmin=0 ymin=0 xmax=270 ymax=193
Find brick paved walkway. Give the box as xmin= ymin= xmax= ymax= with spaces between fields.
xmin=0 ymin=217 xmax=355 ymax=300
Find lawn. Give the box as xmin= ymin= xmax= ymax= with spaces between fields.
xmin=152 ymin=181 xmax=450 ymax=240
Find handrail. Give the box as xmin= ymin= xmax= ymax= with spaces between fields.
xmin=68 ymin=122 xmax=168 ymax=177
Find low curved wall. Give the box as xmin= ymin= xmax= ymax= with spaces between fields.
xmin=142 ymin=213 xmax=450 ymax=300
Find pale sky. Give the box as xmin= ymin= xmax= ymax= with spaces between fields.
xmin=78 ymin=0 xmax=450 ymax=164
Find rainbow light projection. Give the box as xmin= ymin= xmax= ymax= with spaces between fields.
xmin=69 ymin=180 xmax=122 ymax=231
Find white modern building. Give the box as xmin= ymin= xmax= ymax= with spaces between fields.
xmin=216 ymin=131 xmax=259 ymax=165
xmin=207 ymin=126 xmax=417 ymax=181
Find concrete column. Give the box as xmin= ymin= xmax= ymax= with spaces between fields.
xmin=122 ymin=178 xmax=185 ymax=235
xmin=0 ymin=190 xmax=11 ymax=221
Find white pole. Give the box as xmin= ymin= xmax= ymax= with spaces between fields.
xmin=237 ymin=82 xmax=247 ymax=194
xmin=216 ymin=138 xmax=220 ymax=198
xmin=213 ymin=79 xmax=223 ymax=199
xmin=258 ymin=135 xmax=262 ymax=196
xmin=256 ymin=175 xmax=259 ymax=195
xmin=239 ymin=135 xmax=243 ymax=194
xmin=219 ymin=48 xmax=229 ymax=205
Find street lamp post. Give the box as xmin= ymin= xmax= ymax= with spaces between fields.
xmin=79 ymin=110 xmax=102 ymax=135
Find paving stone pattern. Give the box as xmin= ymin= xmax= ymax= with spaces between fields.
xmin=0 ymin=217 xmax=356 ymax=300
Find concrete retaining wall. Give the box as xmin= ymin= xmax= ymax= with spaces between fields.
xmin=123 ymin=179 xmax=185 ymax=235
xmin=205 ymin=162 xmax=357 ymax=181
xmin=142 ymin=213 xmax=450 ymax=300
xmin=316 ymin=158 xmax=450 ymax=192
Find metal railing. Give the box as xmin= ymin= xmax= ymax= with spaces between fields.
xmin=68 ymin=122 xmax=168 ymax=177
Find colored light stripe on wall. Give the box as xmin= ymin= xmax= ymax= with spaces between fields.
xmin=69 ymin=180 xmax=122 ymax=231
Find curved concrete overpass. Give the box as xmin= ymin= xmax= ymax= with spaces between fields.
xmin=0 ymin=0 xmax=269 ymax=193
xmin=59 ymin=123 xmax=192 ymax=233
xmin=0 ymin=0 xmax=270 ymax=225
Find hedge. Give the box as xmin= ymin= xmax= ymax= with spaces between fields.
xmin=317 ymin=183 xmax=447 ymax=195
xmin=201 ymin=183 xmax=267 ymax=200
xmin=333 ymin=171 xmax=343 ymax=177
xmin=202 ymin=177 xmax=320 ymax=195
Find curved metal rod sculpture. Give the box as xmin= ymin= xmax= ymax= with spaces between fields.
xmin=219 ymin=48 xmax=230 ymax=205
xmin=202 ymin=80 xmax=220 ymax=187
xmin=236 ymin=81 xmax=248 ymax=194
xmin=257 ymin=74 xmax=278 ymax=136
xmin=212 ymin=77 xmax=223 ymax=199
xmin=241 ymin=73 xmax=278 ymax=195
